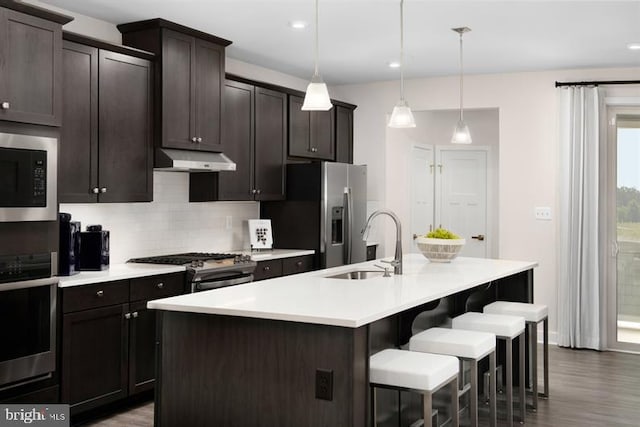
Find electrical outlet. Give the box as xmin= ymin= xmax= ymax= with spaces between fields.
xmin=534 ymin=207 xmax=552 ymax=221
xmin=315 ymin=369 xmax=333 ymax=401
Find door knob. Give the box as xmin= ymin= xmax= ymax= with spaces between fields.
xmin=197 ymin=137 xmax=202 ymax=143
xmin=471 ymin=234 xmax=485 ymax=241
xmin=100 ymin=187 xmax=107 ymax=193
xmin=1 ymin=101 xmax=10 ymax=109
xmin=191 ymin=137 xmax=197 ymax=143
xmin=413 ymin=233 xmax=418 ymax=240
xmin=92 ymin=187 xmax=100 ymax=194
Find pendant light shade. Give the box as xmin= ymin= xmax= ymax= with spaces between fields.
xmin=389 ymin=99 xmax=416 ymax=128
xmin=451 ymin=27 xmax=472 ymax=144
xmin=302 ymin=0 xmax=332 ymax=111
xmin=388 ymin=0 xmax=415 ymax=128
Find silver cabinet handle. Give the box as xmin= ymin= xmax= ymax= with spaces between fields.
xmin=157 ymin=282 xmax=164 ymax=289
xmin=92 ymin=187 xmax=100 ymax=194
xmin=125 ymin=313 xmax=131 ymax=319
xmin=96 ymin=290 xmax=104 ymax=297
xmin=191 ymin=137 xmax=197 ymax=143
xmin=256 ymin=189 xmax=262 ymax=194
xmin=251 ymin=189 xmax=257 ymax=194
xmin=1 ymin=102 xmax=9 ymax=109
xmin=100 ymin=187 xmax=107 ymax=193
xmin=296 ymin=261 xmax=302 ymax=267
xmin=197 ymin=137 xmax=202 ymax=143
xmin=132 ymin=311 xmax=138 ymax=318
xmin=310 ymin=147 xmax=318 ymax=153
xmin=264 ymin=266 xmax=270 ymax=271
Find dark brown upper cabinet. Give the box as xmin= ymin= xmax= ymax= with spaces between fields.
xmin=0 ymin=4 xmax=72 ymax=126
xmin=335 ymin=105 xmax=355 ymax=164
xmin=288 ymin=95 xmax=335 ymax=161
xmin=60 ymin=35 xmax=153 ymax=203
xmin=218 ymin=80 xmax=286 ymax=201
xmin=118 ymin=19 xmax=231 ymax=153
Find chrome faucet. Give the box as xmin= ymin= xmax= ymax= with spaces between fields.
xmin=362 ymin=209 xmax=402 ymax=275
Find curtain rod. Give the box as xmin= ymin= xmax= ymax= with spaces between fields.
xmin=555 ymin=80 xmax=640 ymax=88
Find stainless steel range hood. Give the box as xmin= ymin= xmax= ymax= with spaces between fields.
xmin=154 ymin=148 xmax=236 ymax=172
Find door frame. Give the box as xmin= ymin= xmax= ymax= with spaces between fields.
xmin=605 ymin=104 xmax=640 ymax=352
xmin=408 ymin=143 xmax=435 ymax=253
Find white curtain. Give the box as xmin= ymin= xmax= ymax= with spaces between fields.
xmin=558 ymin=86 xmax=603 ymax=350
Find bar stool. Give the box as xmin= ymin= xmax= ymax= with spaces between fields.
xmin=369 ymin=349 xmax=459 ymax=427
xmin=409 ymin=327 xmax=497 ymax=427
xmin=483 ymin=301 xmax=549 ymax=410
xmin=452 ymin=312 xmax=526 ymax=427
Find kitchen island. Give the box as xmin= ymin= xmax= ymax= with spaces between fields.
xmin=148 ymin=254 xmax=537 ymax=427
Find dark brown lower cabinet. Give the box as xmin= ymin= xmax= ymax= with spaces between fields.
xmin=253 ymin=255 xmax=315 ymax=281
xmin=62 ymin=304 xmax=129 ymax=413
xmin=61 ymin=272 xmax=185 ymax=415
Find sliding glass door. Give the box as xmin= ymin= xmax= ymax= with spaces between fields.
xmin=607 ymin=108 xmax=640 ymax=351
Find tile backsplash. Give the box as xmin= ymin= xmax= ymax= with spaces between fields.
xmin=60 ymin=171 xmax=259 ymax=264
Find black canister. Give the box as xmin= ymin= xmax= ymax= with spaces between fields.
xmin=79 ymin=224 xmax=110 ymax=271
xmin=58 ymin=213 xmax=81 ymax=276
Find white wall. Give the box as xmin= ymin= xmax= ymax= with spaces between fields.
xmin=331 ymin=66 xmax=640 ymax=340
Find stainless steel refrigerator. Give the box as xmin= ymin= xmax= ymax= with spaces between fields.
xmin=261 ymin=162 xmax=367 ymax=268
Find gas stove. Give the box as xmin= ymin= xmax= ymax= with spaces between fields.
xmin=128 ymin=252 xmax=256 ymax=291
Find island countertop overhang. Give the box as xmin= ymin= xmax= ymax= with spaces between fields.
xmin=147 ymin=254 xmax=537 ymax=328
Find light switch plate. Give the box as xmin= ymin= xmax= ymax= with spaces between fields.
xmin=535 ymin=207 xmax=552 ymax=220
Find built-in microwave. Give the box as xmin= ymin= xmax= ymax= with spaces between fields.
xmin=0 ymin=132 xmax=57 ymax=222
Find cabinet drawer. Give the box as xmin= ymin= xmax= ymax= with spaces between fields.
xmin=62 ymin=280 xmax=129 ymax=313
xmin=254 ymin=259 xmax=283 ymax=281
xmin=282 ymin=255 xmax=315 ymax=276
xmin=130 ymin=272 xmax=185 ymax=302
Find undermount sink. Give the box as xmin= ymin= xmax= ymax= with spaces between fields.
xmin=325 ymin=270 xmax=388 ymax=280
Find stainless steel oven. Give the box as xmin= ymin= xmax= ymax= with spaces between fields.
xmin=0 ymin=132 xmax=57 ymax=222
xmin=0 ymin=253 xmax=57 ymax=390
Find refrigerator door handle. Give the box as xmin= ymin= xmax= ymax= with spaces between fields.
xmin=344 ymin=187 xmax=353 ymax=265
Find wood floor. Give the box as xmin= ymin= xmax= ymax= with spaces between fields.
xmin=80 ymin=345 xmax=640 ymax=427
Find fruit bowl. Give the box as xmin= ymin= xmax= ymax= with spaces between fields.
xmin=415 ymin=236 xmax=466 ymax=263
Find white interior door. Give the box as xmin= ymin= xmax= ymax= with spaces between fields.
xmin=436 ymin=149 xmax=488 ymax=258
xmin=409 ymin=145 xmax=435 ymax=252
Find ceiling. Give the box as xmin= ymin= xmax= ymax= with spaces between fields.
xmin=38 ymin=0 xmax=640 ymax=85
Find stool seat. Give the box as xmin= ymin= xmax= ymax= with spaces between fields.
xmin=483 ymin=301 xmax=548 ymax=322
xmin=452 ymin=312 xmax=524 ymax=339
xmin=410 ymin=327 xmax=496 ymax=359
xmin=370 ymin=349 xmax=458 ymax=391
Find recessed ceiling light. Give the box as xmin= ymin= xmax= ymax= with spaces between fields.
xmin=388 ymin=61 xmax=401 ymax=69
xmin=628 ymin=43 xmax=640 ymax=51
xmin=289 ymin=21 xmax=307 ymax=30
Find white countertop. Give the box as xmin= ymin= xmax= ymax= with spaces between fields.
xmin=247 ymin=249 xmax=315 ymax=260
xmin=147 ymin=254 xmax=538 ymax=328
xmin=57 ymin=264 xmax=186 ymax=288
xmin=56 ymin=249 xmax=314 ymax=287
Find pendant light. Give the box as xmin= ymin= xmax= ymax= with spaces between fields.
xmin=451 ymin=27 xmax=472 ymax=144
xmin=388 ymin=0 xmax=416 ymax=128
xmin=302 ymin=0 xmax=332 ymax=111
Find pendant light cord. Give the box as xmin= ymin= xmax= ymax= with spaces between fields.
xmin=459 ymin=31 xmax=464 ymax=121
xmin=399 ymin=0 xmax=405 ymax=101
xmin=314 ymin=0 xmax=319 ymax=77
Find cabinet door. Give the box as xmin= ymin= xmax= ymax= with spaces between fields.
xmin=255 ymin=87 xmax=287 ymax=201
xmin=219 ymin=80 xmax=254 ymax=200
xmin=161 ymin=29 xmax=195 ymax=150
xmin=310 ymin=109 xmax=335 ymax=160
xmin=60 ymin=41 xmax=99 ymax=203
xmin=288 ymin=95 xmax=311 ymax=158
xmin=62 ymin=304 xmax=129 ymax=414
xmin=335 ymin=105 xmax=354 ymax=164
xmin=0 ymin=9 xmax=62 ymax=126
xmin=98 ymin=50 xmax=153 ymax=202
xmin=194 ymin=38 xmax=224 ymax=152
xmin=128 ymin=300 xmax=156 ymax=395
